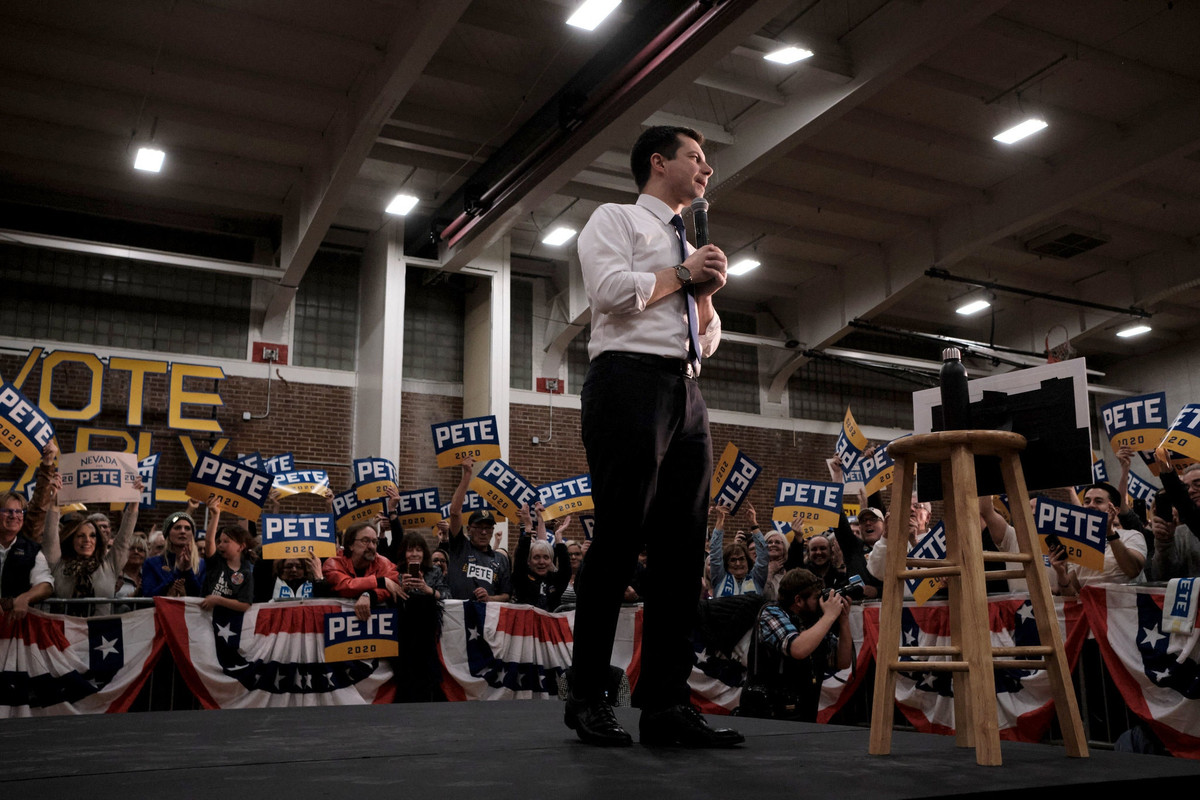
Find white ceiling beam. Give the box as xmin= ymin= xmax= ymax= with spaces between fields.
xmin=737 ymin=178 xmax=931 ymax=229
xmin=694 ymin=68 xmax=786 ymax=105
xmin=787 ymin=145 xmax=989 ymax=204
xmin=263 ymin=1 xmax=473 ymax=330
xmin=709 ymin=0 xmax=1013 ymax=199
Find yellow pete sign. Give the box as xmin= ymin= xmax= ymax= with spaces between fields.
xmin=323 ymin=610 xmax=399 ymax=662
xmin=431 ymin=415 xmax=502 ymax=469
xmin=185 ymin=452 xmax=273 ymax=517
xmin=773 ymin=479 xmax=843 ymax=541
xmin=353 ymin=457 xmax=397 ymax=501
xmin=834 ymin=407 xmax=868 ymax=472
xmin=469 ymin=459 xmax=538 ymax=522
xmin=0 ymin=381 xmax=56 ymax=466
xmin=331 ymin=488 xmax=385 ymax=532
xmin=535 ymin=475 xmax=594 ymax=521
xmin=272 ymin=469 xmax=331 ymax=497
xmin=1160 ymin=404 xmax=1200 ymax=466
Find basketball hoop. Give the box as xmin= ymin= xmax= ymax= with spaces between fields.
xmin=1045 ymin=325 xmax=1077 ymax=363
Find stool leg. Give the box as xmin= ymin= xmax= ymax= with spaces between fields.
xmin=945 ymin=444 xmax=1002 ymax=766
xmin=869 ymin=456 xmax=916 ymax=756
xmin=1001 ymin=454 xmax=1089 ymax=758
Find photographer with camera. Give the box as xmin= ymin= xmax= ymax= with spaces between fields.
xmin=738 ymin=568 xmax=854 ymax=722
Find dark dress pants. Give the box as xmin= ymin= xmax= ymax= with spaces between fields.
xmin=570 ymin=353 xmax=711 ymax=710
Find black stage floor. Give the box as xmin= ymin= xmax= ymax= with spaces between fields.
xmin=4 ymin=702 xmax=1198 ymax=799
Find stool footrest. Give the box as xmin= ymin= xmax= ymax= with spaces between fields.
xmin=982 ymin=552 xmax=1033 ymax=563
xmin=899 ymin=566 xmax=961 ymax=580
xmin=898 ymin=646 xmax=961 ymax=657
xmin=889 ymin=660 xmax=968 ymax=673
xmin=993 ymin=646 xmax=1052 ymax=657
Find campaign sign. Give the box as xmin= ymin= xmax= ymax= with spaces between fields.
xmin=1100 ymin=392 xmax=1168 ymax=452
xmin=1161 ymin=404 xmax=1200 ymax=464
xmin=185 ymin=452 xmax=273 ymax=517
xmin=905 ymin=521 xmax=947 ymax=606
xmin=536 ymin=474 xmax=594 ymax=520
xmin=237 ymin=452 xmax=263 ymax=470
xmin=394 ymin=488 xmax=441 ymax=530
xmin=861 ymin=437 xmax=904 ymax=496
xmin=262 ymin=452 xmax=295 ymax=475
xmin=273 ymin=469 xmax=330 ymax=497
xmin=1033 ymin=497 xmax=1106 ymax=571
xmin=138 ymin=454 xmax=159 ymax=509
xmin=331 ymin=487 xmax=385 ymax=532
xmin=58 ymin=451 xmax=140 ymax=505
xmin=710 ymin=443 xmax=759 ymax=516
xmin=431 ymin=415 xmax=502 ymax=468
xmin=261 ymin=513 xmax=337 ymax=559
xmin=323 ymin=609 xmax=399 ymax=662
xmin=1126 ymin=472 xmax=1158 ymax=504
xmin=0 ymin=381 xmax=55 ymax=466
xmin=580 ymin=515 xmax=595 ymax=541
xmin=353 ymin=457 xmax=398 ymax=501
xmin=470 ymin=459 xmax=538 ymax=522
xmin=438 ymin=490 xmax=489 ymax=521
xmin=834 ymin=407 xmax=868 ymax=472
xmin=1092 ymin=455 xmax=1109 ymax=483
xmin=772 ymin=479 xmax=843 ymax=539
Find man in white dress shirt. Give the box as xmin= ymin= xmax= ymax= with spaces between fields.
xmin=565 ymin=126 xmax=742 ymax=748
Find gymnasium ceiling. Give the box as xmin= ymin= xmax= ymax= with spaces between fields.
xmin=1 ymin=0 xmax=1198 ymax=387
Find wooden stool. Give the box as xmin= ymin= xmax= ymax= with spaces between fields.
xmin=867 ymin=430 xmax=1088 ymax=766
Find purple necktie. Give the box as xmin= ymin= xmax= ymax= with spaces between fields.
xmin=670 ymin=214 xmax=702 ymax=368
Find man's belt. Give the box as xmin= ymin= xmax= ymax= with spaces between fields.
xmin=597 ymin=351 xmax=698 ymax=379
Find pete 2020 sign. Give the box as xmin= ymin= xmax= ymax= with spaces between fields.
xmin=260 ymin=514 xmax=338 ymax=559
xmin=186 ymin=452 xmax=273 ymax=517
xmin=709 ymin=443 xmax=759 ymax=515
xmin=431 ymin=416 xmax=502 ymax=468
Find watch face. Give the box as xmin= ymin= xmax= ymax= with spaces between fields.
xmin=676 ymin=265 xmax=691 ymax=284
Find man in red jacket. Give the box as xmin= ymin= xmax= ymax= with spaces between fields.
xmin=324 ymin=521 xmax=403 ymax=620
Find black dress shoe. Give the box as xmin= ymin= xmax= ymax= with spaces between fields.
xmin=639 ymin=703 xmax=745 ymax=747
xmin=565 ymin=696 xmax=633 ymax=747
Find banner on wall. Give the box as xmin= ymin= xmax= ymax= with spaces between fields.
xmin=709 ymin=443 xmax=759 ymax=516
xmin=772 ymin=478 xmax=843 ymax=539
xmin=0 ymin=380 xmax=56 ymax=466
xmin=536 ymin=475 xmax=593 ymax=521
xmin=431 ymin=416 xmax=502 ymax=469
xmin=185 ymin=452 xmax=273 ymax=517
xmin=469 ymin=459 xmax=538 ymax=521
xmin=353 ymin=458 xmax=398 ymax=501
xmin=58 ymin=451 xmax=141 ymax=505
xmin=331 ymin=488 xmax=385 ymax=532
xmin=260 ymin=514 xmax=338 ymax=559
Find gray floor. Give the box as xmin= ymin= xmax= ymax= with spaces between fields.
xmin=3 ymin=701 xmax=1198 ymax=799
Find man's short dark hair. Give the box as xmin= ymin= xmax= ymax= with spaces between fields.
xmin=777 ymin=568 xmax=823 ymax=610
xmin=1085 ymin=482 xmax=1122 ymax=508
xmin=630 ymin=125 xmax=704 ymax=191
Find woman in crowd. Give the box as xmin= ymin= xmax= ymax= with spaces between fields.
xmin=42 ymin=474 xmax=143 ymax=616
xmin=270 ymin=552 xmax=326 ymax=600
xmin=390 ymin=530 xmax=446 ymax=703
xmin=113 ymin=534 xmax=149 ymax=612
xmin=763 ymin=529 xmax=790 ymax=600
xmin=708 ymin=503 xmax=768 ymax=596
xmin=142 ymin=506 xmax=206 ymax=597
xmin=87 ymin=512 xmax=114 ymax=549
xmin=513 ymin=503 xmax=571 ymax=611
xmin=554 ymin=540 xmax=585 ymax=611
xmin=398 ymin=531 xmax=448 ymax=601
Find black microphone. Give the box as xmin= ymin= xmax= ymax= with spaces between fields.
xmin=691 ymin=196 xmax=709 ymax=248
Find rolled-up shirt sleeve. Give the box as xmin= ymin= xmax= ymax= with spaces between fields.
xmin=700 ymin=312 xmax=721 ymax=357
xmin=579 ymin=205 xmax=657 ymax=316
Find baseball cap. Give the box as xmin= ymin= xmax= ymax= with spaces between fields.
xmin=858 ymin=507 xmax=884 ymax=523
xmin=468 ymin=510 xmax=496 ymax=526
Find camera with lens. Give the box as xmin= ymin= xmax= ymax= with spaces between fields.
xmin=822 ymin=574 xmax=865 ymax=602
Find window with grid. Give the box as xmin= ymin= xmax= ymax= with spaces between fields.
xmin=566 ymin=324 xmax=591 ymax=395
xmin=403 ymin=270 xmax=465 ymax=383
xmin=510 ymin=278 xmax=533 ymax=390
xmin=0 ymin=242 xmax=249 ymax=357
xmin=293 ymin=250 xmax=360 ymax=370
xmin=702 ymin=310 xmax=759 ymax=413
xmin=788 ymin=356 xmax=920 ymax=428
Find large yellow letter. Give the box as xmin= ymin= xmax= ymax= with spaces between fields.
xmin=39 ymin=351 xmax=103 ymax=420
xmin=109 ymin=357 xmax=168 ymax=426
xmin=168 ymin=363 xmax=225 ymax=432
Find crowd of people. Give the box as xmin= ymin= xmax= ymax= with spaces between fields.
xmin=1 ymin=436 xmax=1197 ymax=718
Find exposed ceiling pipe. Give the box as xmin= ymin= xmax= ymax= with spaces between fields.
xmin=926 ymin=267 xmax=1152 ymax=318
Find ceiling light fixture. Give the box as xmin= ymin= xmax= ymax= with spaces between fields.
xmin=385 ymin=194 xmax=420 ymax=216
xmin=728 ymin=259 xmax=760 ymax=276
xmin=763 ymin=46 xmax=813 ymax=65
xmin=566 ymin=0 xmax=620 ymax=31
xmin=1115 ymin=323 xmax=1151 ymax=338
xmin=134 ymin=147 xmax=165 ymax=173
xmin=541 ymin=226 xmax=577 ymax=246
xmin=993 ymin=118 xmax=1048 ymax=144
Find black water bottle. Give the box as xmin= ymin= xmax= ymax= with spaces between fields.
xmin=939 ymin=347 xmax=970 ymax=430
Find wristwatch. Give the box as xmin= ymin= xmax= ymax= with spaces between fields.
xmin=674 ymin=264 xmax=693 ymax=285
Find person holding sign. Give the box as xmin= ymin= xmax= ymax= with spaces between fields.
xmin=708 ymin=503 xmax=767 ymax=597
xmin=199 ymin=505 xmax=254 ymax=613
xmin=569 ymin=126 xmax=741 ymax=749
xmin=323 ymin=522 xmax=403 ymax=621
xmin=0 ymin=444 xmax=59 ymax=620
xmin=513 ymin=503 xmax=571 ymax=611
xmin=445 ymin=457 xmax=511 ymax=603
xmin=1053 ymin=483 xmax=1147 ymax=596
xmin=142 ymin=508 xmax=205 ymax=598
xmin=42 ymin=473 xmax=143 ymax=616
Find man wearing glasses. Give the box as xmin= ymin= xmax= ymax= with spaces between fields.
xmin=0 ymin=443 xmax=59 ymax=620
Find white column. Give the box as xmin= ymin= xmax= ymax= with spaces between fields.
xmin=354 ymin=219 xmax=406 ymax=464
xmin=462 ymin=237 xmax=512 ymax=459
